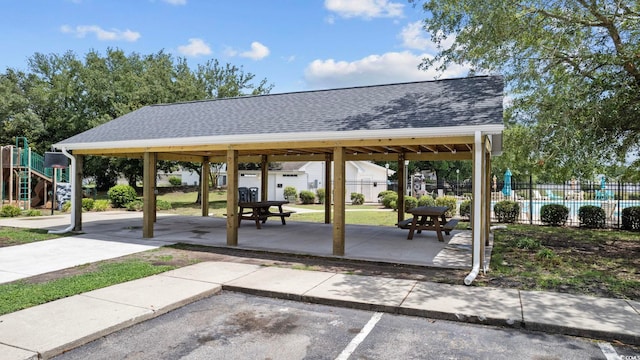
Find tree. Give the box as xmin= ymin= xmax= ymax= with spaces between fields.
xmin=1 ymin=49 xmax=273 ymax=190
xmin=413 ymin=0 xmax=640 ymax=179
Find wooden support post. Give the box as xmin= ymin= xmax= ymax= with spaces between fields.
xmin=201 ymin=159 xmax=210 ymax=217
xmin=397 ymin=153 xmax=406 ymax=224
xmin=73 ymin=155 xmax=83 ymax=231
xmin=143 ymin=152 xmax=157 ymax=238
xmin=324 ymin=154 xmax=332 ymax=224
xmin=479 ymin=144 xmax=488 ymax=267
xmin=332 ymin=147 xmax=345 ymax=256
xmin=484 ymin=150 xmax=491 ymax=247
xmin=261 ymin=155 xmax=268 ymax=201
xmin=226 ymin=149 xmax=239 ymax=246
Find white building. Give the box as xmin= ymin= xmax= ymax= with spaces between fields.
xmin=181 ymin=161 xmax=394 ymax=203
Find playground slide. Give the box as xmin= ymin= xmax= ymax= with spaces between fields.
xmin=31 ymin=180 xmax=47 ymax=207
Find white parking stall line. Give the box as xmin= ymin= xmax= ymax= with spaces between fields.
xmin=598 ymin=342 xmax=621 ymax=360
xmin=335 ymin=312 xmax=384 ymax=360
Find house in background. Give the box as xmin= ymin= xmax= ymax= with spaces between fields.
xmin=181 ymin=160 xmax=394 ymax=203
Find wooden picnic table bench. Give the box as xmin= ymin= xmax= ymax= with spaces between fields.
xmin=238 ymin=201 xmax=293 ymax=229
xmin=396 ymin=206 xmax=458 ymax=241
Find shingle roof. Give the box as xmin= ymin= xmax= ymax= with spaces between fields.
xmin=56 ymin=76 xmax=503 ymax=146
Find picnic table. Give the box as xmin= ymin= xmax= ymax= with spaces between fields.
xmin=396 ymin=206 xmax=458 ymax=241
xmin=238 ymin=200 xmax=293 ymax=229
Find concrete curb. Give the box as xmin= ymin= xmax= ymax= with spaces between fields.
xmin=522 ymin=320 xmax=640 ymax=347
xmin=0 ymin=278 xmax=222 ymax=360
xmin=2 ymin=260 xmax=639 ymax=360
xmin=222 ymin=285 xmax=525 ymax=330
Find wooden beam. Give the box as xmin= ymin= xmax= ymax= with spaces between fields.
xmin=397 ymin=153 xmax=406 ymax=224
xmin=72 ymin=135 xmax=476 ymax=156
xmin=270 ymin=154 xmax=326 ymax=162
xmin=403 ymin=152 xmax=471 ymax=161
xmin=484 ymin=150 xmax=491 ymax=247
xmin=332 ymin=147 xmax=345 ymax=256
xmin=157 ymin=153 xmax=208 ymax=162
xmin=261 ymin=155 xmax=268 ymax=201
xmin=226 ymin=149 xmax=239 ymax=246
xmin=201 ymin=160 xmax=210 ymax=217
xmin=324 ymin=154 xmax=332 ymax=224
xmin=143 ymin=152 xmax=156 ymax=238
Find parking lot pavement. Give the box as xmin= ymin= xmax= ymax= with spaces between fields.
xmin=52 ymin=292 xmax=635 ymax=360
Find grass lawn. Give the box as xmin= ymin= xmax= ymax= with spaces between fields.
xmin=482 ymin=224 xmax=639 ymax=299
xmin=0 ymin=260 xmax=175 ymax=315
xmin=0 ymin=227 xmax=67 ymax=247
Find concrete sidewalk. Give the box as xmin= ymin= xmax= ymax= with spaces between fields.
xmin=1 ymin=261 xmax=639 ymax=360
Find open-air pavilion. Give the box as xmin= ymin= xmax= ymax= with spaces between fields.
xmin=53 ymin=75 xmax=504 ymax=283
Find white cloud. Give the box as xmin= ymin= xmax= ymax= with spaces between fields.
xmin=177 ymin=38 xmax=212 ymax=56
xmin=324 ymin=0 xmax=404 ymax=19
xmin=60 ymin=25 xmax=140 ymax=42
xmin=304 ymin=51 xmax=469 ymax=89
xmin=161 ymin=0 xmax=187 ymax=5
xmin=400 ymin=21 xmax=455 ymax=52
xmin=223 ymin=46 xmax=238 ymax=57
xmin=239 ymin=42 xmax=270 ymax=60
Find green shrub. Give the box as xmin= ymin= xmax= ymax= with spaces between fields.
xmin=493 ymin=200 xmax=520 ymax=223
xmin=377 ymin=190 xmax=395 ymax=202
xmin=82 ymin=198 xmax=95 ymax=212
xmin=403 ymin=196 xmax=418 ymax=211
xmin=24 ymin=209 xmax=42 ymax=217
xmin=300 ymin=190 xmax=316 ymax=204
xmin=389 ymin=200 xmax=397 ymax=210
xmin=93 ymin=200 xmax=110 ymax=212
xmin=316 ymin=188 xmax=325 ymax=204
xmin=108 ymin=185 xmax=138 ymax=208
xmin=381 ymin=192 xmax=398 ymax=208
xmin=621 ymin=206 xmax=640 ymax=231
xmin=283 ymin=186 xmax=297 ymax=201
xmin=435 ymin=195 xmax=458 ymax=217
xmin=540 ymin=204 xmax=569 ymax=226
xmin=578 ymin=205 xmax=606 ymax=229
xmin=125 ymin=200 xmax=143 ymax=211
xmin=459 ymin=200 xmax=472 ymax=219
xmin=0 ymin=205 xmax=21 ymax=217
xmin=156 ymin=199 xmax=172 ymax=210
xmin=61 ymin=202 xmax=71 ymax=212
xmin=350 ymin=192 xmax=365 ymax=205
xmin=168 ymin=176 xmax=182 ymax=186
xmin=417 ymin=195 xmax=435 ymax=207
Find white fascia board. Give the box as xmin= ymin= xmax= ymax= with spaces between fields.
xmin=54 ymin=124 xmax=504 ymax=151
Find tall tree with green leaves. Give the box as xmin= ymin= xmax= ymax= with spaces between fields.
xmin=1 ymin=49 xmax=273 ymax=190
xmin=412 ymin=0 xmax=640 ymax=181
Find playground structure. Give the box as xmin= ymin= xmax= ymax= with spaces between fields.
xmin=1 ymin=137 xmax=68 ymax=210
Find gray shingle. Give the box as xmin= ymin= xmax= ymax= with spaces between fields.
xmin=57 ymin=76 xmax=503 ymax=145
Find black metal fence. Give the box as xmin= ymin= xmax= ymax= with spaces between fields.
xmin=475 ymin=178 xmax=640 ymax=228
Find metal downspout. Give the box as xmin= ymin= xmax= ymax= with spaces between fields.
xmin=464 ymin=131 xmax=483 ymax=285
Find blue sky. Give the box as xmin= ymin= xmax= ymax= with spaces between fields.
xmin=1 ymin=0 xmax=468 ymax=94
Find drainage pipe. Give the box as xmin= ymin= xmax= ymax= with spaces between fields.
xmin=48 ymin=148 xmax=75 ymax=234
xmin=464 ymin=131 xmax=483 ymax=285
